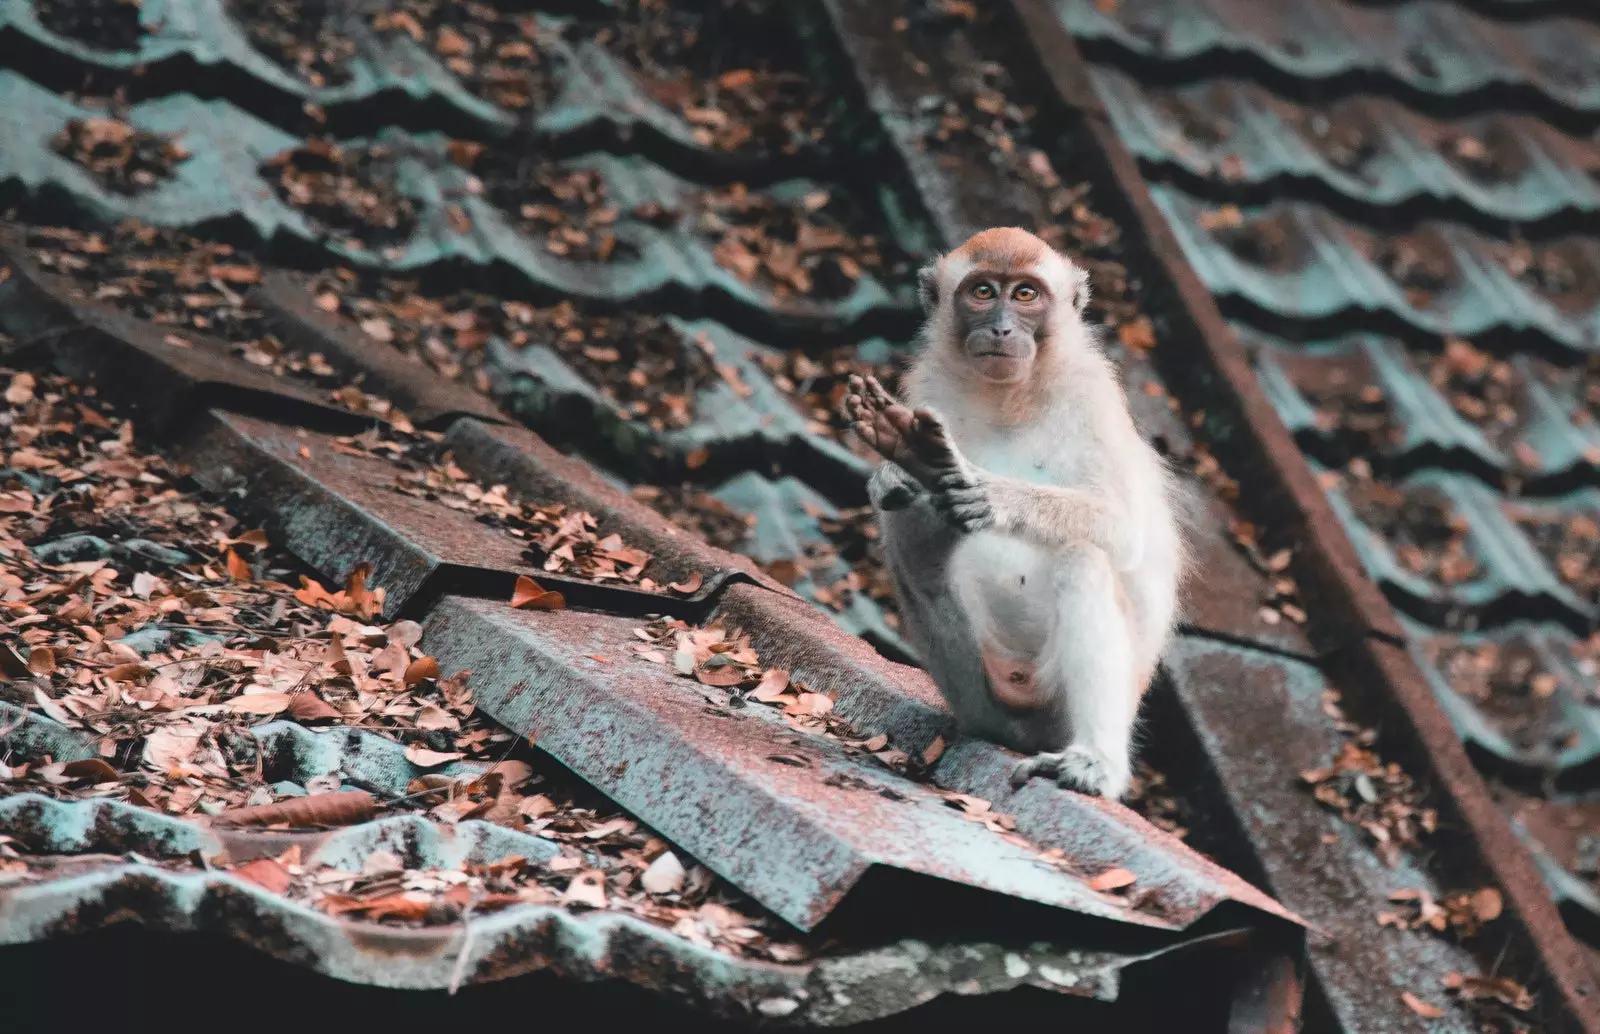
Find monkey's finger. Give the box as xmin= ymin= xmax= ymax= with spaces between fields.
xmin=847 ymin=374 xmax=866 ymax=396
xmin=864 ymin=375 xmax=895 ymax=406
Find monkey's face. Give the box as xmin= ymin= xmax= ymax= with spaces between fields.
xmin=954 ymin=273 xmax=1051 ymax=384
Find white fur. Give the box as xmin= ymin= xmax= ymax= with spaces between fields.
xmin=882 ymin=244 xmax=1184 ymax=799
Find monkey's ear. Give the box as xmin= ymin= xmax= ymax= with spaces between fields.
xmin=1070 ymin=265 xmax=1091 ymax=315
xmin=916 ymin=264 xmax=940 ymax=314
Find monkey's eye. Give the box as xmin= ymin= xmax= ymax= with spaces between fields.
xmin=971 ymin=283 xmax=996 ymax=300
xmin=1013 ymin=284 xmax=1039 ymax=302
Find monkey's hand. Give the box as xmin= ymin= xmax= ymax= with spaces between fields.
xmin=867 ymin=463 xmax=925 ymax=511
xmin=845 ymin=375 xmax=928 ymax=476
xmin=845 ymin=375 xmax=992 ymax=532
xmin=912 ymin=411 xmax=995 ymax=533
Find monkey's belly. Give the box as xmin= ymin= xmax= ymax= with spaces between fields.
xmin=947 ymin=534 xmax=1062 ymax=686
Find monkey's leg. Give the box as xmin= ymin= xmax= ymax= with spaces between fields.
xmin=1009 ymin=550 xmax=1137 ymax=799
xmin=868 ymin=462 xmax=925 ymax=511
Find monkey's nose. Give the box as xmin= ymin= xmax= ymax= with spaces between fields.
xmin=988 ymin=325 xmax=1014 ymax=339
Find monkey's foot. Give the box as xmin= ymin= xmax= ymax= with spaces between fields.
xmin=1009 ymin=745 xmax=1130 ymax=799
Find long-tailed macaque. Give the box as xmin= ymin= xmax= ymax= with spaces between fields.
xmin=845 ymin=227 xmax=1186 ymax=799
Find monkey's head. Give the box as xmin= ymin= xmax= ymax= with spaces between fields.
xmin=916 ymin=227 xmax=1090 ymax=385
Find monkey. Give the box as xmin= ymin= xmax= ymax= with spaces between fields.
xmin=844 ymin=227 xmax=1187 ymax=799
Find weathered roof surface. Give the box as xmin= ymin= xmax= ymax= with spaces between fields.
xmin=1057 ymin=0 xmax=1600 ymax=1027
xmin=4 ymin=0 xmax=1594 ymax=1028
xmin=0 ymin=0 xmax=1321 ymax=1029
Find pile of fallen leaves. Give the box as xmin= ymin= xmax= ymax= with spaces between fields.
xmin=1379 ymin=885 xmax=1504 ymax=939
xmin=1500 ymin=240 xmax=1588 ymax=299
xmin=231 ymin=0 xmax=357 ymax=88
xmin=391 ymin=451 xmax=658 ymax=588
xmin=220 ymin=786 xmax=809 ymax=961
xmin=699 ymin=185 xmax=900 ymax=302
xmin=34 ymin=0 xmax=144 ymax=52
xmin=1345 ymin=469 xmax=1480 ymax=586
xmin=0 ymin=369 xmax=499 ymax=815
xmin=261 ymin=139 xmax=419 ymax=252
xmin=0 ymin=367 xmax=812 ymax=961
xmin=1300 ymin=689 xmax=1438 ymax=867
xmin=631 ymin=484 xmax=753 ymax=553
xmin=1191 ymin=445 xmax=1308 ymax=627
xmin=307 ymin=273 xmax=717 ymax=432
xmin=52 ymin=116 xmax=190 ymax=196
xmin=1516 ymin=507 xmax=1600 ymax=605
xmin=1434 ymin=638 xmax=1565 ymax=754
xmin=372 ymin=0 xmax=560 ymax=111
xmin=1423 ymin=337 xmax=1527 ymax=460
xmin=26 ymin=222 xmax=266 ymax=342
xmin=1205 ymin=206 xmax=1304 ymax=273
xmin=1300 ymin=368 xmax=1404 ymax=458
xmin=630 ymin=616 xmax=936 ymax=773
xmin=1373 ymin=231 xmax=1457 ymax=308
xmin=585 ymin=0 xmax=828 ymax=156
xmin=480 ymin=157 xmax=635 ymax=264
xmin=809 ymin=505 xmax=900 ymax=626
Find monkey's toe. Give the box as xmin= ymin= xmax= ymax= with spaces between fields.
xmin=1009 ymin=751 xmax=1066 ymax=788
xmin=1052 ymin=746 xmax=1129 ymax=799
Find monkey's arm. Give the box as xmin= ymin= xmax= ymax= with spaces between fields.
xmin=868 ymin=463 xmax=925 ymax=512
xmin=967 ymin=475 xmax=1134 ymax=565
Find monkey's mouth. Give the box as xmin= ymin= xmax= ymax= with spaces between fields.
xmin=971 ymin=353 xmax=1030 ymax=382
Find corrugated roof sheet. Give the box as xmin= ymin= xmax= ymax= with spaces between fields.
xmin=1066 ymin=0 xmax=1600 ymax=1016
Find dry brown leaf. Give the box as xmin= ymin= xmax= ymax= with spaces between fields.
xmin=226 ymin=692 xmax=292 ymax=715
xmin=325 ymin=893 xmax=433 ymax=921
xmin=668 ymin=571 xmax=704 ymax=595
xmin=415 ymin=704 xmax=460 ymax=732
xmin=216 ymin=790 xmax=377 ymax=828
xmin=60 ymin=758 xmax=119 ymax=784
xmin=1471 ymin=887 xmax=1503 ymax=923
xmin=1088 ymin=867 xmax=1138 ymax=892
xmin=141 ymin=725 xmax=201 ymax=768
xmin=403 ymin=655 xmax=441 ymax=687
xmin=405 ymin=742 xmax=465 ymax=767
xmin=287 ymin=692 xmax=341 ymax=722
xmin=27 ymin=646 xmax=55 ymax=677
xmin=232 ymin=857 xmax=292 ymax=895
xmin=922 ymin=735 xmax=946 ymax=767
xmin=225 ymin=548 xmax=252 ymax=582
xmin=751 ymin=668 xmax=790 ymax=702
xmin=511 ymin=575 xmax=566 ymax=611
xmin=1400 ymin=991 xmax=1444 ymax=1019
xmin=694 ymin=660 xmax=749 ymax=687
xmin=563 ymin=869 xmax=608 ymax=909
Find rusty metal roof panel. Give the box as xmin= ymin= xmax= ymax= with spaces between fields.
xmin=1067 ymin=0 xmax=1600 ymax=1001
xmin=1150 ymin=184 xmax=1600 ymax=353
xmin=419 ymin=594 xmax=1288 ymax=934
xmin=0 ymin=74 xmax=913 ymax=342
xmin=1090 ymin=64 xmax=1600 ymax=234
xmin=1 ymin=797 xmax=1216 ymax=1023
xmin=1058 ymin=0 xmax=1600 ymax=117
xmin=1400 ymin=616 xmax=1600 ymax=778
xmin=176 ymin=409 xmax=714 ymax=619
xmin=1160 ymin=635 xmax=1493 ymax=1034
xmin=1243 ymin=323 xmax=1600 ymax=488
